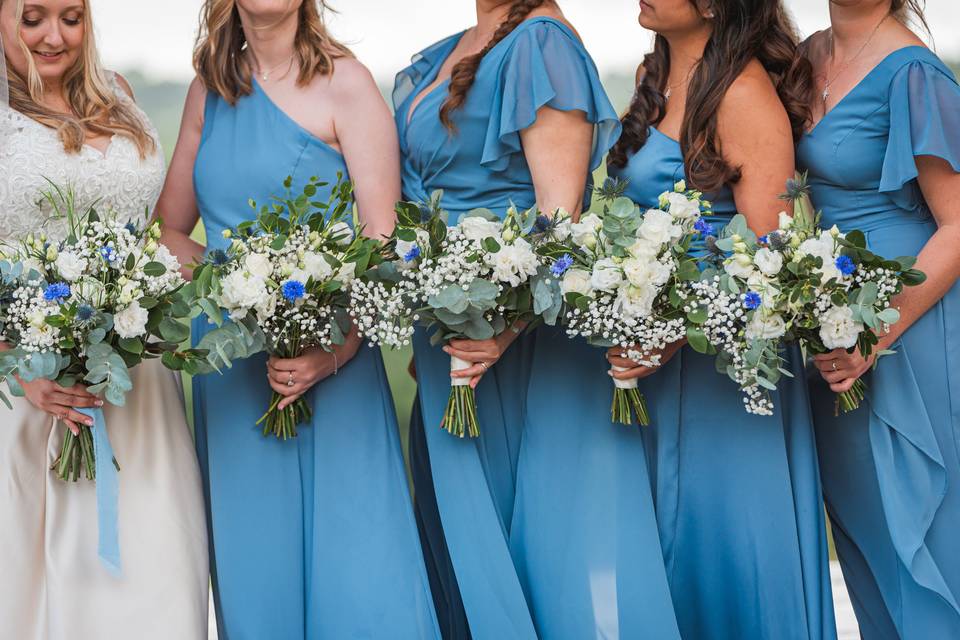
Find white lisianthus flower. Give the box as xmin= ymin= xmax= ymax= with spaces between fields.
xmin=819 ymin=305 xmax=863 ymax=350
xmin=114 ymin=301 xmax=149 ymax=339
xmin=724 ymin=253 xmax=755 ymax=279
xmin=303 ymin=251 xmax=334 ymax=282
xmin=460 ymin=216 xmax=502 ymax=243
xmin=616 ymin=283 xmax=658 ymax=319
xmin=798 ymin=231 xmax=842 ymax=283
xmin=639 ymin=209 xmax=682 ymax=245
xmin=255 ymin=293 xmax=277 ymax=322
xmin=489 ymin=239 xmax=538 ymax=287
xmin=664 ymin=192 xmax=700 ymax=219
xmin=55 ymin=251 xmax=87 ymax=282
xmin=244 ymin=253 xmax=273 ymax=279
xmin=623 ymin=258 xmax=671 ymax=289
xmin=336 ymin=261 xmax=357 ymax=285
xmin=219 ymin=270 xmax=269 ymax=320
xmin=570 ymin=213 xmax=602 ymax=248
xmin=552 ymin=217 xmax=572 ymax=241
xmin=747 ymin=272 xmax=781 ymax=309
xmin=754 ymin=248 xmax=784 ymax=276
xmin=395 ymin=228 xmax=430 ymax=263
xmin=627 ymin=237 xmax=659 ymax=260
xmin=330 ymin=221 xmax=354 ymax=246
xmin=777 ymin=211 xmax=794 ymax=229
xmin=590 ymin=258 xmax=623 ymax=291
xmin=561 ymin=269 xmax=593 ymax=296
xmin=153 ymin=244 xmax=181 ymax=273
xmin=74 ymin=277 xmax=107 ymax=307
xmin=745 ymin=311 xmax=787 ymax=340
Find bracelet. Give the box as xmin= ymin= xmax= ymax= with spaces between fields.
xmin=332 ymin=351 xmax=339 ymax=376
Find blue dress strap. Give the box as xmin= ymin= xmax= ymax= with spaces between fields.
xmin=481 ymin=18 xmax=621 ymax=172
xmin=879 ymin=55 xmax=960 ymax=207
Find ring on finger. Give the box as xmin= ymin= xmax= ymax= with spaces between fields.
xmin=287 ymin=372 xmax=296 ymax=387
xmin=479 ymin=362 xmax=488 ymax=372
xmin=831 ymin=360 xmax=839 ymax=371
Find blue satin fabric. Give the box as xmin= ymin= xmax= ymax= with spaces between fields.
xmin=797 ymin=46 xmax=960 ymax=638
xmin=77 ymin=406 xmax=120 ymax=575
xmin=394 ymin=17 xmax=629 ymax=638
xmin=609 ymin=129 xmax=837 ymax=640
xmin=192 ymin=82 xmax=439 ymax=640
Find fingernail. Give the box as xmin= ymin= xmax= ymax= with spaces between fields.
xmin=95 ymin=400 xmax=104 ymax=407
xmin=86 ymin=419 xmax=94 ymax=426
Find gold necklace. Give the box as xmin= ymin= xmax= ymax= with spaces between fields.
xmin=253 ymin=53 xmax=296 ymax=82
xmin=821 ymin=15 xmax=889 ymax=104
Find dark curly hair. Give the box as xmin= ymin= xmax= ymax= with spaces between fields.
xmin=608 ymin=1 xmax=812 ymax=195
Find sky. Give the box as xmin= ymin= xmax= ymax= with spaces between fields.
xmin=92 ymin=0 xmax=960 ymax=84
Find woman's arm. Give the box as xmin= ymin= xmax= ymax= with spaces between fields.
xmin=154 ymin=78 xmax=208 ymax=279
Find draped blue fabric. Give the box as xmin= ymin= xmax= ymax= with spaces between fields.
xmin=395 ymin=17 xmax=666 ymax=639
xmin=192 ymin=81 xmax=439 ymax=640
xmin=798 ymin=46 xmax=960 ymax=638
xmin=608 ymin=128 xmax=837 ymax=640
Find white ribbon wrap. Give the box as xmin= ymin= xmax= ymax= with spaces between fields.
xmin=611 ymin=365 xmax=639 ymax=390
xmin=450 ymin=355 xmax=473 ymax=387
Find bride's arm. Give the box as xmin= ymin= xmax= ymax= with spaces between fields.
xmin=154 ymin=78 xmax=208 ymax=280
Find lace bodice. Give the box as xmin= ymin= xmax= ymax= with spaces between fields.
xmin=0 ymin=75 xmax=165 ymax=242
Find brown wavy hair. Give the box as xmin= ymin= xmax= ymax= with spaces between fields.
xmin=2 ymin=0 xmax=155 ymax=158
xmin=608 ymin=0 xmax=812 ymax=194
xmin=439 ymin=0 xmax=550 ymax=131
xmin=892 ymin=0 xmax=931 ymax=36
xmin=194 ymin=0 xmax=353 ymax=105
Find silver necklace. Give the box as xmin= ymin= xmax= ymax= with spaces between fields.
xmin=253 ymin=54 xmax=295 ymax=82
xmin=821 ymin=15 xmax=888 ymax=104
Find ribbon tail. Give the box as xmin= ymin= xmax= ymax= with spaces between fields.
xmin=78 ymin=406 xmax=122 ymax=576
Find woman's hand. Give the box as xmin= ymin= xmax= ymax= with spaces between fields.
xmin=812 ymin=348 xmax=877 ymax=394
xmin=445 ymin=327 xmax=524 ymax=389
xmin=21 ymin=379 xmax=103 ymax=435
xmin=606 ymin=340 xmax=685 ymax=382
xmin=266 ymin=328 xmax=363 ymax=409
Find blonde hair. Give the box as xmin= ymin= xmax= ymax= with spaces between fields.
xmin=2 ymin=0 xmax=155 ymax=158
xmin=193 ymin=0 xmax=352 ymax=105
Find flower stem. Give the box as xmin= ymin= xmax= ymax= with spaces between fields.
xmin=257 ymin=392 xmax=312 ymax=439
xmin=834 ymin=379 xmax=867 ymax=416
xmin=611 ymin=388 xmax=650 ymax=426
xmin=441 ymin=386 xmax=480 ymax=438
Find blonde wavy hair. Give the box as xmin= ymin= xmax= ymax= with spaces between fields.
xmin=1 ymin=0 xmax=155 ymax=158
xmin=194 ymin=0 xmax=352 ymax=105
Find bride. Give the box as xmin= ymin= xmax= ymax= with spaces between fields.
xmin=0 ymin=1 xmax=208 ymax=638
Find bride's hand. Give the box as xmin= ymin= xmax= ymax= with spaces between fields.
xmin=21 ymin=379 xmax=103 ymax=435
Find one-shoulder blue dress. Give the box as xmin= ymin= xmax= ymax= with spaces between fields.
xmin=608 ymin=128 xmax=837 ymax=640
xmin=797 ymin=46 xmax=960 ymax=638
xmin=394 ymin=17 xmax=621 ymax=638
xmin=192 ymin=81 xmax=440 ymax=640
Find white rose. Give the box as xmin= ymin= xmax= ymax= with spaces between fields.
xmin=819 ymin=305 xmax=863 ymax=350
xmin=754 ymin=248 xmax=784 ymax=276
xmin=777 ymin=211 xmax=793 ymax=229
xmin=74 ymin=277 xmax=107 ymax=307
xmin=244 ymin=253 xmax=273 ymax=279
xmin=590 ymin=258 xmax=623 ymax=291
xmin=561 ymin=269 xmax=593 ymax=296
xmin=798 ymin=232 xmax=842 ymax=283
xmin=55 ymin=251 xmax=87 ymax=282
xmin=114 ymin=301 xmax=149 ymax=339
xmin=153 ymin=244 xmax=181 ymax=273
xmin=329 ymin=221 xmax=354 ymax=246
xmin=489 ymin=240 xmax=538 ymax=287
xmin=255 ymin=293 xmax=277 ymax=321
xmin=460 ymin=216 xmax=502 ymax=243
xmin=622 ymin=258 xmax=672 ymax=289
xmin=745 ymin=311 xmax=787 ymax=341
xmin=724 ymin=254 xmax=755 ymax=279
xmin=616 ymin=283 xmax=658 ymax=319
xmin=336 ymin=261 xmax=357 ymax=285
xmin=552 ymin=219 xmax=572 ymax=241
xmin=627 ymin=237 xmax=660 ymax=260
xmin=664 ymin=192 xmax=700 ymax=219
xmin=218 ymin=270 xmax=269 ymax=320
xmin=639 ymin=209 xmax=682 ymax=245
xmin=747 ymin=272 xmax=781 ymax=309
xmin=570 ymin=213 xmax=603 ymax=248
xmin=302 ymin=251 xmax=334 ymax=282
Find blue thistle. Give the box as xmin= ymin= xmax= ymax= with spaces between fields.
xmin=551 ymin=254 xmax=574 ymax=277
xmin=282 ymin=280 xmax=306 ymax=302
xmin=43 ymin=282 xmax=71 ymax=302
xmin=124 ymin=222 xmax=137 ymax=235
xmin=207 ymin=249 xmax=230 ymax=266
xmin=100 ymin=246 xmax=117 ymax=263
xmin=403 ymin=245 xmax=421 ymax=263
xmin=77 ymin=304 xmax=95 ymax=322
xmin=767 ymin=231 xmax=786 ymax=251
xmin=835 ymin=255 xmax=856 ymax=276
xmin=694 ymin=219 xmax=716 ymax=236
xmin=742 ymin=291 xmax=762 ymax=310
xmin=533 ymin=215 xmax=552 ymax=234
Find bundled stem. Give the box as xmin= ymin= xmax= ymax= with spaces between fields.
xmin=257 ymin=393 xmax=312 ymax=439
xmin=835 ymin=378 xmax=867 ymax=416
xmin=442 ymin=386 xmax=480 ymax=439
xmin=52 ymin=425 xmax=118 ymax=482
xmin=611 ymin=388 xmax=650 ymax=426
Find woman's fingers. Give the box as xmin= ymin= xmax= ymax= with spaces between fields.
xmin=829 ymin=377 xmax=858 ymax=394
xmin=451 ymin=364 xmax=487 ymax=378
xmin=819 ymin=369 xmax=848 ymax=384
xmin=62 ymin=384 xmax=101 ymax=403
xmin=610 ymin=366 xmax=656 ymax=381
xmin=52 ymin=391 xmax=101 ymax=409
xmin=267 ymin=377 xmax=301 ymax=397
xmin=443 ymin=345 xmax=496 ymax=363
xmin=61 ymin=418 xmax=81 ymax=436
xmin=268 ymin=356 xmax=297 ymax=372
xmin=813 ymin=349 xmax=847 ymax=362
xmin=606 ymin=354 xmax=639 ymax=369
xmin=277 ymin=393 xmax=303 ymax=411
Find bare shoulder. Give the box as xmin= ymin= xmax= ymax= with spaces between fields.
xmin=182 ymin=77 xmax=209 ymax=126
xmin=802 ymin=29 xmax=830 ymax=69
xmin=718 ymin=59 xmax=790 ymax=138
xmin=109 ymin=71 xmax=136 ymax=100
xmin=325 ymin=56 xmax=381 ymax=100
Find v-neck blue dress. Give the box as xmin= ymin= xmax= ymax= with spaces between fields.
xmin=394 ymin=17 xmax=620 ymax=638
xmin=797 ymin=46 xmax=960 ymax=638
xmin=608 ymin=128 xmax=837 ymax=640
xmin=192 ymin=81 xmax=439 ymax=640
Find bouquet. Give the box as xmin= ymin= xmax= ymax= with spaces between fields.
xmin=190 ymin=175 xmax=381 ymax=439
xmin=355 ymin=191 xmax=562 ymax=438
xmin=0 ymin=186 xmax=201 ymax=482
xmin=778 ymin=176 xmax=925 ymax=413
xmin=547 ymin=179 xmax=706 ymax=425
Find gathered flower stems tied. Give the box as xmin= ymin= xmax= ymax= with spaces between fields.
xmin=446 ymin=355 xmax=480 ymax=438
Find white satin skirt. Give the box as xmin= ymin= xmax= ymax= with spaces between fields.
xmin=0 ymin=359 xmax=209 ymax=640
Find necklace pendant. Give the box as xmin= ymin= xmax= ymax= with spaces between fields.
xmin=664 ymin=88 xmax=672 ymax=101
xmin=262 ymin=72 xmax=268 ymax=81
xmin=821 ymin=87 xmax=830 ymax=103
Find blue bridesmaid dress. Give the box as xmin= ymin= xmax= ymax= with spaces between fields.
xmin=797 ymin=46 xmax=960 ymax=638
xmin=192 ymin=80 xmax=440 ymax=640
xmin=394 ymin=17 xmax=636 ymax=638
xmin=608 ymin=129 xmax=837 ymax=640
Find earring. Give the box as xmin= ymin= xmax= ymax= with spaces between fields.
xmin=705 ymin=11 xmax=715 ymax=18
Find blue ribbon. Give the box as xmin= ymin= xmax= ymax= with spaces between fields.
xmin=77 ymin=406 xmax=121 ymax=575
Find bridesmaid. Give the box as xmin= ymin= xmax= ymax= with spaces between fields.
xmin=156 ymin=1 xmax=439 ymax=638
xmin=605 ymin=1 xmax=837 ymax=638
xmin=394 ymin=1 xmax=627 ymax=637
xmin=0 ymin=0 xmax=208 ymax=638
xmin=798 ymin=1 xmax=960 ymax=636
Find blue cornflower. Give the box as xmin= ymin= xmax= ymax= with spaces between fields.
xmin=742 ymin=291 xmax=762 ymax=310
xmin=758 ymin=235 xmax=768 ymax=245
xmin=403 ymin=246 xmax=421 ymax=263
xmin=281 ymin=280 xmax=306 ymax=302
xmin=207 ymin=249 xmax=230 ymax=266
xmin=100 ymin=246 xmax=117 ymax=263
xmin=533 ymin=215 xmax=552 ymax=234
xmin=77 ymin=304 xmax=95 ymax=322
xmin=694 ymin=219 xmax=715 ymax=236
xmin=551 ymin=253 xmax=574 ymax=277
xmin=835 ymin=255 xmax=856 ymax=276
xmin=43 ymin=282 xmax=71 ymax=302
xmin=124 ymin=222 xmax=137 ymax=235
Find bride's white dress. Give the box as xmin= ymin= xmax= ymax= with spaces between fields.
xmin=0 ymin=76 xmax=208 ymax=640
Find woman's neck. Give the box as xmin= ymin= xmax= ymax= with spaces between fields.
xmin=663 ymin=27 xmax=710 ymax=88
xmin=828 ymin=1 xmax=892 ymax=59
xmin=238 ymin=7 xmax=299 ymax=72
xmin=474 ymin=1 xmax=515 ymax=40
